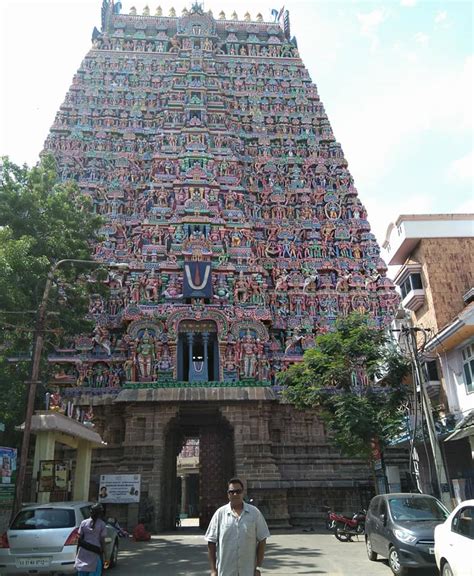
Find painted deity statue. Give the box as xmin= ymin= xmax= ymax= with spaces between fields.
xmin=239 ymin=332 xmax=258 ymax=379
xmin=135 ymin=329 xmax=155 ymax=379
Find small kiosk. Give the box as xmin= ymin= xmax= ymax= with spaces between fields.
xmin=28 ymin=411 xmax=104 ymax=503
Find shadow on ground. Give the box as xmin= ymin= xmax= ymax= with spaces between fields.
xmin=112 ymin=527 xmax=440 ymax=576
xmin=114 ymin=528 xmax=327 ymax=575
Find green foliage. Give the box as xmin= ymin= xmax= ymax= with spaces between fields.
xmin=279 ymin=313 xmax=410 ymax=460
xmin=0 ymin=156 xmax=103 ymax=446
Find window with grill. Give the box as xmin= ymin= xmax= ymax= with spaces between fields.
xmin=425 ymin=360 xmax=440 ymax=381
xmin=461 ymin=343 xmax=474 ymax=394
xmin=400 ymin=273 xmax=423 ymax=299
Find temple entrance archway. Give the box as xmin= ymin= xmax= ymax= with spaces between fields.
xmin=177 ymin=320 xmax=219 ymax=382
xmin=162 ymin=406 xmax=234 ymax=530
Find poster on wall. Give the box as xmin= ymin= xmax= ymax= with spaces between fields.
xmin=38 ymin=461 xmax=54 ymax=492
xmin=0 ymin=447 xmax=17 ymax=506
xmin=98 ymin=474 xmax=141 ymax=503
xmin=37 ymin=460 xmax=70 ymax=493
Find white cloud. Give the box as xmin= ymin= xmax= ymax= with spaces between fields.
xmin=414 ymin=32 xmax=429 ymax=45
xmin=435 ymin=10 xmax=448 ymax=24
xmin=363 ymin=54 xmax=470 ymax=138
xmin=325 ymin=52 xmax=473 ymax=228
xmin=401 ymin=0 xmax=417 ymax=6
xmin=357 ymin=9 xmax=388 ymax=50
xmin=392 ymin=41 xmax=418 ymax=62
xmin=448 ymin=150 xmax=474 ymax=183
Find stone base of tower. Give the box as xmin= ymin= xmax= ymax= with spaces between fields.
xmin=57 ymin=388 xmax=375 ymax=532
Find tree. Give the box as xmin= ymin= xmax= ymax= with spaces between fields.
xmin=0 ymin=155 xmax=103 ymax=446
xmin=279 ymin=313 xmax=410 ymax=463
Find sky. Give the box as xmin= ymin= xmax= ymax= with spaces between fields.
xmin=0 ymin=0 xmax=472 ymax=250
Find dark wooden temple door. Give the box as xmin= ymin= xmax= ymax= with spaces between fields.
xmin=199 ymin=423 xmax=235 ymax=529
xmin=162 ymin=410 xmax=234 ymax=531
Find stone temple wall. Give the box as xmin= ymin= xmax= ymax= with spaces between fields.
xmin=41 ymin=2 xmax=398 ymax=529
xmin=81 ymin=392 xmax=374 ymax=530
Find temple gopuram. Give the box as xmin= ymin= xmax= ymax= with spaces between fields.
xmin=43 ymin=1 xmax=399 ymax=530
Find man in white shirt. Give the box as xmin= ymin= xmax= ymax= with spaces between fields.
xmin=205 ymin=477 xmax=270 ymax=576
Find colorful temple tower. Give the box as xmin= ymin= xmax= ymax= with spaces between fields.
xmin=44 ymin=2 xmax=399 ymax=529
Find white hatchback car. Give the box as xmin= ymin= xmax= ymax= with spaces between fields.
xmin=434 ymin=499 xmax=474 ymax=576
xmin=0 ymin=501 xmax=119 ymax=574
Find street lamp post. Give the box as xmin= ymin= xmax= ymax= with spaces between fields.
xmin=12 ymin=258 xmax=114 ymax=518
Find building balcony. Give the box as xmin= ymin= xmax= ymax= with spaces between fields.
xmin=401 ymin=288 xmax=425 ymax=312
xmin=383 ymin=214 xmax=474 ymax=266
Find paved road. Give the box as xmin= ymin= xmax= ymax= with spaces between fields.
xmin=112 ymin=528 xmax=439 ymax=576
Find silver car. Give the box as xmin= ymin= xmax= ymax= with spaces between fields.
xmin=0 ymin=501 xmax=119 ymax=574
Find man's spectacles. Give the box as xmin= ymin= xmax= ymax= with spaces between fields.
xmin=227 ymin=489 xmax=243 ymax=495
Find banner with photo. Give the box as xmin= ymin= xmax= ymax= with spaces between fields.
xmin=98 ymin=474 xmax=141 ymax=503
xmin=0 ymin=447 xmax=17 ymax=506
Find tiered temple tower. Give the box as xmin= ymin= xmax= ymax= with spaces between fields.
xmin=44 ymin=2 xmax=399 ymax=530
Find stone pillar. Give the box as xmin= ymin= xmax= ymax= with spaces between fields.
xmin=218 ymin=341 xmax=226 ymax=381
xmin=203 ymin=331 xmax=209 ymax=380
xmin=73 ymin=440 xmax=92 ymax=501
xmin=180 ymin=474 xmax=188 ymax=515
xmin=187 ymin=332 xmax=194 ymax=381
xmin=32 ymin=431 xmax=55 ymax=503
xmin=148 ymin=405 xmax=179 ymax=531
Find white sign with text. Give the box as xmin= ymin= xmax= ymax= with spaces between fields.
xmin=98 ymin=474 xmax=141 ymax=503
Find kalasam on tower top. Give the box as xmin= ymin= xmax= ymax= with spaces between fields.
xmin=42 ymin=1 xmax=400 ymax=530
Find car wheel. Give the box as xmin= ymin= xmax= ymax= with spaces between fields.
xmin=388 ymin=546 xmax=408 ymax=576
xmin=109 ymin=541 xmax=119 ymax=569
xmin=366 ymin=535 xmax=377 ymax=561
xmin=441 ymin=562 xmax=454 ymax=576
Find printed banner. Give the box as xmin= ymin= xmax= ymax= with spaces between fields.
xmin=0 ymin=447 xmax=17 ymax=506
xmin=98 ymin=474 xmax=141 ymax=503
xmin=183 ymin=261 xmax=212 ymax=298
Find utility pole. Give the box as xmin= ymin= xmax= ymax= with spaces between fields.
xmin=11 ymin=259 xmax=123 ymax=519
xmin=401 ymin=325 xmax=452 ymax=510
xmin=13 ymin=263 xmax=56 ymax=520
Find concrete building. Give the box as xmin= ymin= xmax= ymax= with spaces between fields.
xmin=383 ymin=213 xmax=474 ymax=501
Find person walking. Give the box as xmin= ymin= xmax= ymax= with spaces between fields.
xmin=74 ymin=503 xmax=107 ymax=576
xmin=205 ymin=478 xmax=270 ymax=576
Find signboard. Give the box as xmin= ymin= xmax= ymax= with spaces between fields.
xmin=98 ymin=474 xmax=141 ymax=503
xmin=0 ymin=447 xmax=17 ymax=506
xmin=38 ymin=460 xmax=69 ymax=493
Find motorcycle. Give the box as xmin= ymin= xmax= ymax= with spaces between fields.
xmin=322 ymin=506 xmax=337 ymax=531
xmin=332 ymin=509 xmax=366 ymax=542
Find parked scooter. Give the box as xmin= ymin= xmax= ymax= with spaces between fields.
xmin=332 ymin=509 xmax=366 ymax=541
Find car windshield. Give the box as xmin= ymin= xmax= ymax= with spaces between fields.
xmin=11 ymin=508 xmax=75 ymax=530
xmin=388 ymin=497 xmax=448 ymax=522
